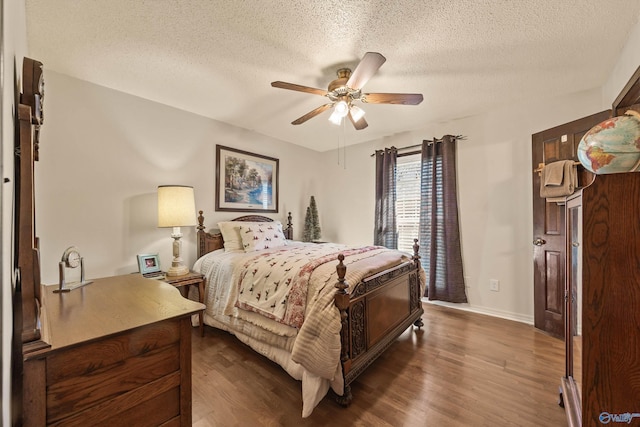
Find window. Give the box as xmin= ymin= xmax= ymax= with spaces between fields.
xmin=395 ymin=152 xmax=444 ymax=258
xmin=395 ymin=154 xmax=421 ymax=253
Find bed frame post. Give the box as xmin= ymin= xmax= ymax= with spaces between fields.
xmin=284 ymin=211 xmax=293 ymax=240
xmin=412 ymin=238 xmax=424 ymax=329
xmin=412 ymin=239 xmax=420 ymax=267
xmin=197 ymin=210 xmax=205 ymax=232
xmin=197 ymin=210 xmax=206 ymax=259
xmin=334 ymin=254 xmax=353 ymax=406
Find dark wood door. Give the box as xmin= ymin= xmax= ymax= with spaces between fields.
xmin=531 ymin=110 xmax=610 ymax=339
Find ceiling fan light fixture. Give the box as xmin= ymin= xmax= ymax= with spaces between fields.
xmin=328 ymin=109 xmax=343 ymax=125
xmin=350 ymin=105 xmax=365 ymax=122
xmin=272 ymin=52 xmax=422 ymax=130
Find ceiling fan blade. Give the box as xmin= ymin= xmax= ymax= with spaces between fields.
xmin=271 ymin=81 xmax=327 ymax=96
xmin=362 ymin=93 xmax=424 ymax=105
xmin=346 ymin=52 xmax=386 ymax=90
xmin=291 ymin=103 xmax=332 ymax=125
xmin=348 ymin=111 xmax=368 ymax=130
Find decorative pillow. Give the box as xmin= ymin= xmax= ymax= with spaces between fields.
xmin=239 ymin=221 xmax=287 ymax=252
xmin=217 ymin=221 xmax=244 ymax=252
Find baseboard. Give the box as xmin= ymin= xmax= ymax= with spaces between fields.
xmin=422 ymin=298 xmax=534 ymax=325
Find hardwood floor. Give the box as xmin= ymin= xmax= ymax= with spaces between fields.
xmin=191 ymin=303 xmax=567 ymax=426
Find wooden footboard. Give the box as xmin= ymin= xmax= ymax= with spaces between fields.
xmin=334 ymin=240 xmax=424 ymax=405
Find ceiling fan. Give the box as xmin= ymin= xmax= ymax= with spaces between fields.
xmin=271 ymin=52 xmax=423 ymax=130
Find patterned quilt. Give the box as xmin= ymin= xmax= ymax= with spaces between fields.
xmin=235 ymin=244 xmax=380 ymax=328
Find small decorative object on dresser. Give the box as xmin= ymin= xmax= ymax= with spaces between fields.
xmin=137 ymin=253 xmax=165 ymax=279
xmin=54 ymin=246 xmax=92 ymax=293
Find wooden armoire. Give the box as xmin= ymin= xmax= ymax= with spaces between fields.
xmin=560 ymin=67 xmax=640 ymax=426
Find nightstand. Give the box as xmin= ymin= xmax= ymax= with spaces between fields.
xmin=164 ymin=271 xmax=206 ymax=336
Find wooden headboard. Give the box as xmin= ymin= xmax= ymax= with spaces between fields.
xmin=196 ymin=210 xmax=293 ymax=258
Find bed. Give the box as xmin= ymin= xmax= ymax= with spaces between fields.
xmin=193 ymin=211 xmax=424 ymax=417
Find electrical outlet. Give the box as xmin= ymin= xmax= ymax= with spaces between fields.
xmin=490 ymin=279 xmax=500 ymax=292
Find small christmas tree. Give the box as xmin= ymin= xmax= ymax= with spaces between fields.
xmin=303 ymin=196 xmax=321 ymax=242
xmin=303 ymin=206 xmax=313 ymax=242
xmin=309 ymin=196 xmax=321 ymax=241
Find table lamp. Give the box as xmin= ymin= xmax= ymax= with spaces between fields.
xmin=158 ymin=185 xmax=196 ymax=276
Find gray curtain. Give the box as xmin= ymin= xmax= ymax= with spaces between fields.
xmin=374 ymin=147 xmax=398 ymax=248
xmin=419 ymin=135 xmax=467 ymax=302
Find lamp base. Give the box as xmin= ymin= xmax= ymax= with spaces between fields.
xmin=166 ymin=228 xmax=189 ymax=277
xmin=166 ymin=264 xmax=189 ymax=277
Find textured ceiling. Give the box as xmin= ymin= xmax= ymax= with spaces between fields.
xmin=26 ymin=1 xmax=640 ymax=152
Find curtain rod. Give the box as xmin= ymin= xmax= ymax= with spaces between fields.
xmin=370 ymin=135 xmax=466 ymax=157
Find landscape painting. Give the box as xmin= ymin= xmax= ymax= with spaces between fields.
xmin=215 ymin=145 xmax=279 ymax=213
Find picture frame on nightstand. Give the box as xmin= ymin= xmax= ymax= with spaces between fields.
xmin=137 ymin=254 xmax=164 ymax=279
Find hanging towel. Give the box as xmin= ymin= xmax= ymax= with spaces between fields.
xmin=544 ymin=161 xmax=565 ymax=186
xmin=540 ymin=160 xmax=577 ymax=199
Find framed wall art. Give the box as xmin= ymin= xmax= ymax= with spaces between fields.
xmin=215 ymin=145 xmax=279 ymax=213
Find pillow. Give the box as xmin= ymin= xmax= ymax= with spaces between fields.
xmin=217 ymin=221 xmax=244 ymax=252
xmin=239 ymin=221 xmax=287 ymax=252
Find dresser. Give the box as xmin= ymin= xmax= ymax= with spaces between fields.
xmin=561 ymin=172 xmax=640 ymax=426
xmin=23 ymin=275 xmax=205 ymax=426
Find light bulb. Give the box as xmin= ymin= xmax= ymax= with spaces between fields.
xmin=350 ymin=105 xmax=365 ymax=122
xmin=329 ymin=109 xmax=343 ymax=125
xmin=334 ymin=100 xmax=349 ymax=117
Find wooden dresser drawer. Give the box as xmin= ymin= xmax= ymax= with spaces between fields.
xmin=46 ymin=321 xmax=181 ymax=424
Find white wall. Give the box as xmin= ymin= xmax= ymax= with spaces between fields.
xmin=35 ymin=71 xmax=322 ymax=285
xmin=2 ymin=0 xmax=28 ymax=425
xmin=318 ymin=88 xmax=604 ymax=323
xmin=603 ymin=18 xmax=640 ymax=108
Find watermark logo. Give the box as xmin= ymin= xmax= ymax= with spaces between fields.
xmin=599 ymin=412 xmax=640 ymax=424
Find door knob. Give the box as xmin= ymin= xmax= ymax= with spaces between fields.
xmin=533 ymin=238 xmax=546 ymax=246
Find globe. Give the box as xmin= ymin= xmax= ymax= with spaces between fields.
xmin=577 ymin=110 xmax=640 ymax=174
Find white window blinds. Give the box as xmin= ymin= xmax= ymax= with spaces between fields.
xmin=395 ymin=154 xmax=421 ymax=253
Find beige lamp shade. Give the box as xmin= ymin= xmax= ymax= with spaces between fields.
xmin=157 ymin=185 xmax=197 ymax=227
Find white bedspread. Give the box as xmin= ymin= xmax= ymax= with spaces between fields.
xmin=193 ymin=241 xmax=415 ymax=417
